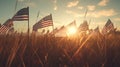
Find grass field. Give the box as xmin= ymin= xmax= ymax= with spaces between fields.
xmin=0 ymin=32 xmax=120 ymax=67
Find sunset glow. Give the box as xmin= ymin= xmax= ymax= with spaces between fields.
xmin=67 ymin=27 xmax=77 ymax=35
xmin=0 ymin=0 xmax=120 ymax=32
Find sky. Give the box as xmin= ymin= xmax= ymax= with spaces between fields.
xmin=0 ymin=0 xmax=120 ymax=32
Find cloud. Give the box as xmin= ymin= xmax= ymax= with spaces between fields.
xmin=77 ymin=6 xmax=84 ymax=10
xmin=54 ymin=5 xmax=58 ymax=10
xmin=114 ymin=18 xmax=120 ymax=21
xmin=66 ymin=10 xmax=84 ymax=17
xmin=67 ymin=0 xmax=79 ymax=8
xmin=53 ymin=0 xmax=57 ymax=3
xmin=98 ymin=0 xmax=109 ymax=6
xmin=66 ymin=9 xmax=116 ymax=18
xmin=87 ymin=5 xmax=96 ymax=11
xmin=52 ymin=0 xmax=58 ymax=11
xmin=90 ymin=9 xmax=116 ymax=18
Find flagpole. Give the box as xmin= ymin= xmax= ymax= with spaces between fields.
xmin=51 ymin=14 xmax=54 ymax=34
xmin=28 ymin=7 xmax=30 ymax=43
xmin=36 ymin=10 xmax=40 ymax=23
xmin=84 ymin=9 xmax=88 ymax=20
xmin=14 ymin=0 xmax=18 ymax=13
xmin=52 ymin=23 xmax=55 ymax=36
xmin=28 ymin=7 xmax=29 ymax=34
xmin=52 ymin=23 xmax=54 ymax=32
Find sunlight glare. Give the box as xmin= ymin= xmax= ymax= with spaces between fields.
xmin=67 ymin=27 xmax=77 ymax=35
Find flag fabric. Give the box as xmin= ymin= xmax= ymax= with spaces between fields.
xmin=0 ymin=25 xmax=9 ymax=34
xmin=8 ymin=27 xmax=14 ymax=33
xmin=91 ymin=26 xmax=101 ymax=37
xmin=79 ymin=20 xmax=89 ymax=31
xmin=50 ymin=27 xmax=58 ymax=34
xmin=92 ymin=26 xmax=100 ymax=35
xmin=54 ymin=26 xmax=66 ymax=34
xmin=55 ymin=20 xmax=76 ymax=37
xmin=0 ymin=19 xmax=13 ymax=34
xmin=3 ymin=19 xmax=13 ymax=27
xmin=102 ymin=19 xmax=114 ymax=34
xmin=59 ymin=26 xmax=66 ymax=30
xmin=33 ymin=14 xmax=53 ymax=31
xmin=55 ymin=26 xmax=67 ymax=37
xmin=94 ymin=26 xmax=99 ymax=33
xmin=12 ymin=7 xmax=29 ymax=21
xmin=66 ymin=20 xmax=76 ymax=27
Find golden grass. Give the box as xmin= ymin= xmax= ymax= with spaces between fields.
xmin=0 ymin=32 xmax=120 ymax=67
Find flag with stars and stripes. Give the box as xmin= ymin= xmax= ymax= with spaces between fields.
xmin=102 ymin=19 xmax=114 ymax=34
xmin=33 ymin=14 xmax=53 ymax=31
xmin=0 ymin=19 xmax=13 ymax=34
xmin=12 ymin=7 xmax=29 ymax=21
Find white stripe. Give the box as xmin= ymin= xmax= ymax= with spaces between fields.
xmin=13 ymin=18 xmax=28 ymax=20
xmin=14 ymin=15 xmax=28 ymax=17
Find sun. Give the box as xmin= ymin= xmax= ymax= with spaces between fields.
xmin=67 ymin=27 xmax=77 ymax=35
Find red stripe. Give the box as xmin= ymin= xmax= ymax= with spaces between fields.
xmin=2 ymin=27 xmax=8 ymax=33
xmin=0 ymin=25 xmax=9 ymax=34
xmin=13 ymin=15 xmax=29 ymax=21
xmin=1 ymin=26 xmax=7 ymax=33
xmin=39 ymin=20 xmax=53 ymax=28
xmin=41 ymin=23 xmax=53 ymax=27
xmin=41 ymin=22 xmax=53 ymax=26
xmin=40 ymin=24 xmax=53 ymax=27
xmin=40 ymin=23 xmax=53 ymax=28
xmin=41 ymin=22 xmax=53 ymax=25
xmin=40 ymin=20 xmax=52 ymax=23
xmin=0 ymin=26 xmax=6 ymax=33
xmin=13 ymin=18 xmax=28 ymax=21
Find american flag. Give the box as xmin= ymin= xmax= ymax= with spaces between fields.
xmin=54 ymin=26 xmax=66 ymax=34
xmin=33 ymin=14 xmax=53 ymax=31
xmin=79 ymin=20 xmax=89 ymax=31
xmin=12 ymin=7 xmax=29 ymax=21
xmin=54 ymin=20 xmax=77 ymax=37
xmin=0 ymin=19 xmax=13 ymax=34
xmin=102 ymin=19 xmax=114 ymax=34
xmin=94 ymin=26 xmax=99 ymax=32
xmin=55 ymin=26 xmax=67 ymax=37
xmin=66 ymin=20 xmax=76 ymax=27
xmin=0 ymin=25 xmax=9 ymax=34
